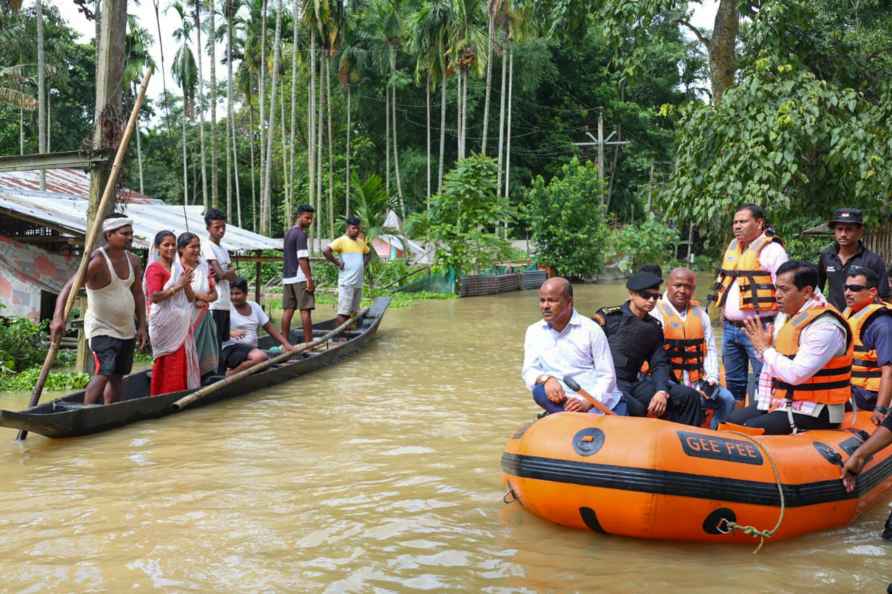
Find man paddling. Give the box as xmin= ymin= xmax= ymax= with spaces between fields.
xmin=842 ymin=411 xmax=892 ymax=541
xmin=522 ymin=277 xmax=626 ymax=415
xmin=50 ymin=214 xmax=147 ymax=405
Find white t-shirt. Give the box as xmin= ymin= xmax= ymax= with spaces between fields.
xmin=202 ymin=237 xmax=231 ymax=311
xmin=223 ymin=302 xmax=270 ymax=349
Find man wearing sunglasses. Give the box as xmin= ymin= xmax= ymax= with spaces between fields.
xmin=842 ymin=268 xmax=892 ymax=424
xmin=593 ymin=270 xmax=704 ymax=426
xmin=818 ymin=208 xmax=890 ymax=311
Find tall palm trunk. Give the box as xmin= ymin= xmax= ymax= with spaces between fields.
xmin=307 ymin=28 xmax=316 ymax=214
xmin=226 ymin=9 xmax=234 ymax=219
xmin=326 ymin=57 xmax=334 ymax=238
xmin=231 ymin=115 xmax=243 ymax=227
xmin=280 ymin=81 xmax=289 ymax=223
xmin=181 ymin=113 xmax=190 ymax=204
xmin=195 ymin=1 xmax=209 ymax=206
xmin=496 ymin=44 xmax=506 ymax=194
xmin=247 ymin=75 xmax=258 ymax=230
xmin=390 ymin=50 xmax=405 ymax=219
xmin=209 ymin=0 xmax=219 ymax=207
xmin=481 ymin=7 xmax=496 ymax=154
xmin=345 ymin=83 xmax=351 ymax=215
xmin=134 ymin=84 xmax=144 ymax=194
xmin=425 ymin=72 xmax=431 ymax=206
xmin=455 ymin=70 xmax=462 ymax=159
xmin=19 ymin=107 xmax=24 ymax=155
xmin=438 ymin=61 xmax=446 ymax=192
xmin=315 ymin=56 xmax=323 ymax=243
xmin=461 ymin=68 xmax=468 ymax=159
xmin=385 ymin=71 xmax=390 ymax=198
xmin=288 ymin=0 xmax=300 ymax=215
xmin=36 ymin=0 xmax=46 ymax=190
xmin=258 ymin=0 xmax=268 ymax=203
xmin=503 ymin=44 xmax=513 ymax=201
xmin=261 ymin=0 xmax=283 ymax=235
xmin=152 ymin=0 xmax=172 ymax=129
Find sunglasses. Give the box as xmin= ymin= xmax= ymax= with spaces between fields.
xmin=844 ymin=284 xmax=869 ymax=292
xmin=640 ymin=291 xmax=661 ymax=301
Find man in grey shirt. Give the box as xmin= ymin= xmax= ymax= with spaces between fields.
xmin=282 ymin=205 xmax=315 ymax=344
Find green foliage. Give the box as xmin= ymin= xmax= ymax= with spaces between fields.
xmin=608 ymin=217 xmax=680 ymax=274
xmin=525 ymin=157 xmax=608 ymax=278
xmin=0 ymin=368 xmax=89 ymax=392
xmin=662 ymin=57 xmax=892 ymax=243
xmin=429 ymin=155 xmax=513 ymax=274
xmin=0 ymin=318 xmax=46 ymax=373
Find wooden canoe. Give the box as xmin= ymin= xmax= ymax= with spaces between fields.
xmin=0 ymin=297 xmax=390 ymax=438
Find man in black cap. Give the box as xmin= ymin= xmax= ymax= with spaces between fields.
xmin=593 ymin=270 xmax=704 ymax=426
xmin=818 ymin=208 xmax=890 ymax=311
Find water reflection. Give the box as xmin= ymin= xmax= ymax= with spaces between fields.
xmin=1 ymin=284 xmax=890 ymax=592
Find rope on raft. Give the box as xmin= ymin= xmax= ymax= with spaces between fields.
xmin=716 ymin=431 xmax=786 ymax=554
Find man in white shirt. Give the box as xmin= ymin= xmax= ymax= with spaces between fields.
xmin=651 ymin=268 xmax=737 ymax=428
xmin=522 ymin=277 xmax=627 ymax=416
xmin=713 ymin=204 xmax=789 ymax=404
xmin=220 ymin=277 xmax=295 ymax=375
xmin=727 ymin=261 xmax=852 ymax=434
xmin=202 ymin=208 xmax=239 ymax=352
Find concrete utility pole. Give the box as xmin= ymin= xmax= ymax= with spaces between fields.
xmin=88 ymin=0 xmax=128 ymax=224
xmin=572 ymin=109 xmax=630 ymax=207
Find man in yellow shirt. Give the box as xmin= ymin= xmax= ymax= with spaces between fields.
xmin=323 ymin=216 xmax=372 ymax=325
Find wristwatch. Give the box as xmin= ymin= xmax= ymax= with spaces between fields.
xmin=877 ymin=405 xmax=890 ymax=415
xmin=535 ymin=374 xmax=553 ymax=385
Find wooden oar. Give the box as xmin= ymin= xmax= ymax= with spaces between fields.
xmin=562 ymin=376 xmax=615 ymax=416
xmin=172 ymin=307 xmax=370 ymax=411
xmin=16 ymin=66 xmax=154 ymax=442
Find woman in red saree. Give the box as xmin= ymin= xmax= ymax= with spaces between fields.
xmin=145 ymin=231 xmax=199 ymax=396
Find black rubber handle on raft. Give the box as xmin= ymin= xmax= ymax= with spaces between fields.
xmin=563 ymin=376 xmax=582 ymax=392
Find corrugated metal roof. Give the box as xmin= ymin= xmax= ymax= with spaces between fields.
xmin=0 ymin=188 xmax=279 ymax=252
xmin=0 ymin=168 xmax=160 ymax=203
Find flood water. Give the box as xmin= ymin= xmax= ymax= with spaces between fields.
xmin=1 ymin=279 xmax=890 ymax=592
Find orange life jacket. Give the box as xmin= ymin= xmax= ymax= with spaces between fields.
xmin=657 ymin=301 xmax=706 ymax=384
xmin=843 ymin=303 xmax=892 ymax=393
xmin=711 ymin=233 xmax=779 ymax=313
xmin=771 ymin=305 xmax=853 ymax=405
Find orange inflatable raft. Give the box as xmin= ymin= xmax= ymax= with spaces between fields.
xmin=502 ymin=412 xmax=892 ymax=543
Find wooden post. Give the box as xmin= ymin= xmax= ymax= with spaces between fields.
xmin=88 ymin=0 xmax=128 ymax=224
xmin=254 ymin=250 xmax=262 ymax=306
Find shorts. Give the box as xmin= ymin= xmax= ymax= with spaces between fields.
xmin=220 ymin=343 xmax=256 ymax=371
xmin=212 ymin=309 xmax=230 ymax=345
xmin=337 ymin=285 xmax=362 ymax=316
xmin=90 ymin=335 xmax=135 ymax=377
xmin=283 ymin=281 xmax=315 ymax=311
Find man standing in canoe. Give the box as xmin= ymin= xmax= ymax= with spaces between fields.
xmin=710 ymin=204 xmax=788 ymax=404
xmin=594 ymin=271 xmax=704 ymax=426
xmin=202 ymin=208 xmax=238 ymax=353
xmin=842 ymin=267 xmax=892 ymax=422
xmin=281 ymin=205 xmax=316 ymax=345
xmin=818 ymin=208 xmax=890 ymax=311
xmin=50 ymin=214 xmax=147 ymax=405
xmin=522 ymin=277 xmax=627 ymax=415
xmin=323 ymin=216 xmax=372 ymax=327
xmin=729 ymin=261 xmax=852 ymax=434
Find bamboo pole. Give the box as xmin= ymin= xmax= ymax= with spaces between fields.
xmin=16 ymin=67 xmax=154 ymax=442
xmin=172 ymin=308 xmax=370 ymax=411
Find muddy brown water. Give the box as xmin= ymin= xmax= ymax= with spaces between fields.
xmin=1 ymin=279 xmax=890 ymax=592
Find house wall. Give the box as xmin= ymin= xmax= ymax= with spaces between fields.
xmin=0 ymin=234 xmax=76 ymax=321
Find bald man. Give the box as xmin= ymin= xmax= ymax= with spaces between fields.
xmin=650 ymin=268 xmax=737 ymax=428
xmin=522 ymin=277 xmax=627 ymax=416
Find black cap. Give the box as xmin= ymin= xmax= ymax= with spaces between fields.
xmin=829 ymin=208 xmax=863 ymax=227
xmin=626 ymin=272 xmax=662 ymax=292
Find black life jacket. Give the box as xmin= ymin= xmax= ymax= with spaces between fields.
xmin=594 ymin=303 xmax=664 ymax=383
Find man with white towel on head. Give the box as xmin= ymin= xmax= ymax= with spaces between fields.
xmin=50 ymin=214 xmax=147 ymax=405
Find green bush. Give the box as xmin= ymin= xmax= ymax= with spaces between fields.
xmin=0 ymin=368 xmax=90 ymax=392
xmin=0 ymin=318 xmax=47 ymax=373
xmin=429 ymin=156 xmax=514 ymax=275
xmin=526 ymin=158 xmax=609 ymax=278
xmin=608 ymin=218 xmax=681 ymax=274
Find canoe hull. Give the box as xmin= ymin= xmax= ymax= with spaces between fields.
xmin=502 ymin=412 xmax=892 ymax=543
xmin=0 ymin=297 xmax=390 ymax=438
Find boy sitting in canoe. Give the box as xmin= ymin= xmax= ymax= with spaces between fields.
xmin=220 ymin=277 xmax=295 ymax=376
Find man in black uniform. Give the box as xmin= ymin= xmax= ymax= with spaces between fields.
xmin=817 ymin=208 xmax=890 ymax=311
xmin=593 ymin=271 xmax=704 ymax=426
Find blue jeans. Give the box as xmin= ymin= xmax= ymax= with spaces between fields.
xmin=702 ymin=385 xmax=737 ymax=430
xmin=722 ymin=320 xmax=764 ymax=402
xmin=532 ymin=384 xmax=628 ymax=416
